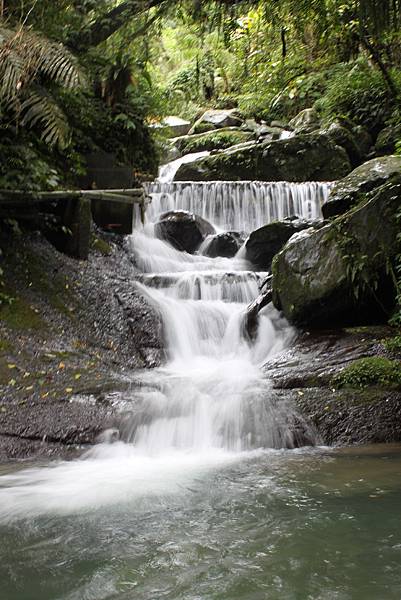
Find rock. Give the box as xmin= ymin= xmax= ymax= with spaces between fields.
xmin=175 ymin=132 xmax=351 ymax=182
xmin=244 ymin=275 xmax=273 ymax=339
xmin=289 ymin=108 xmax=321 ymax=134
xmin=161 ymin=116 xmax=191 ymax=137
xmin=325 ymin=121 xmax=363 ymax=168
xmin=322 ymin=155 xmax=401 ymax=218
xmin=154 ymin=210 xmax=215 ymax=253
xmin=271 ymin=120 xmax=291 ymax=130
xmin=202 ymin=231 xmax=245 ymax=258
xmin=272 ymin=177 xmax=401 ymax=327
xmin=375 ymin=125 xmax=401 ymax=156
xmin=189 ymin=109 xmax=243 ymax=134
xmin=263 ymin=327 xmax=401 ymax=446
xmin=172 ymin=128 xmax=254 ymax=155
xmin=245 ymin=219 xmax=319 ymax=271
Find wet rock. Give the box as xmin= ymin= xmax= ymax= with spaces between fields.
xmin=263 ymin=327 xmax=401 ymax=445
xmin=189 ymin=109 xmax=243 ymax=134
xmin=244 ymin=275 xmax=273 ymax=339
xmin=175 ymin=133 xmax=351 ymax=182
xmin=154 ymin=210 xmax=215 ymax=254
xmin=272 ymin=178 xmax=401 ymax=327
xmin=322 ymin=155 xmax=401 ymax=219
xmin=202 ymin=231 xmax=245 ymax=258
xmin=245 ymin=218 xmax=319 ymax=271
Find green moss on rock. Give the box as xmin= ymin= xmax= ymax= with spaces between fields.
xmin=333 ymin=357 xmax=401 ymax=389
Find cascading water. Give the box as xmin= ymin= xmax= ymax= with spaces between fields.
xmin=0 ymin=175 xmax=319 ymax=521
xmin=144 ymin=180 xmax=333 ymax=231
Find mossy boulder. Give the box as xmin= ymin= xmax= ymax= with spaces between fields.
xmin=375 ymin=125 xmax=401 ymax=156
xmin=175 ymin=133 xmax=351 ymax=182
xmin=322 ymin=155 xmax=401 ymax=219
xmin=272 ymin=178 xmax=401 ymax=327
xmin=324 ymin=122 xmax=364 ymax=168
xmin=154 ymin=210 xmax=215 ymax=254
xmin=245 ymin=219 xmax=318 ymax=271
xmin=289 ymin=108 xmax=321 ymax=134
xmin=189 ymin=109 xmax=243 ymax=135
xmin=172 ymin=128 xmax=254 ymax=155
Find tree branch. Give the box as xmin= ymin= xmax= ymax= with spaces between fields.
xmin=67 ymin=0 xmax=167 ymax=52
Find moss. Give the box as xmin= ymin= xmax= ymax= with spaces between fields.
xmin=180 ymin=130 xmax=253 ymax=154
xmin=91 ymin=236 xmax=112 ymax=256
xmin=333 ymin=357 xmax=401 ymax=389
xmin=383 ymin=335 xmax=401 ymax=354
xmin=0 ymin=339 xmax=12 ymax=352
xmin=0 ymin=295 xmax=45 ymax=330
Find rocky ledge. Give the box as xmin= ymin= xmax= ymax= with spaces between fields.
xmin=265 ymin=327 xmax=401 ymax=446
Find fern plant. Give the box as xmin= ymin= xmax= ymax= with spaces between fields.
xmin=0 ymin=25 xmax=83 ymax=148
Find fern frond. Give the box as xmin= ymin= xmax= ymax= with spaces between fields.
xmin=20 ymin=89 xmax=71 ymax=148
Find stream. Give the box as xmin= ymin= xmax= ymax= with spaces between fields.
xmin=0 ymin=164 xmax=400 ymax=599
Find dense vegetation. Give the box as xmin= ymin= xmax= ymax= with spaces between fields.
xmin=0 ymin=1 xmax=400 ymax=191
xmin=0 ymin=0 xmax=401 ymax=322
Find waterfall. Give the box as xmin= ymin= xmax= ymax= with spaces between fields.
xmin=123 ymin=222 xmax=316 ymax=453
xmin=144 ymin=181 xmax=333 ymax=231
xmin=0 ymin=176 xmax=320 ymax=522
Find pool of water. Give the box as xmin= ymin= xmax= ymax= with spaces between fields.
xmin=1 ymin=444 xmax=400 ymax=600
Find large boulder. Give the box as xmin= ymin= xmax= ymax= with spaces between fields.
xmin=272 ymin=178 xmax=401 ymax=327
xmin=245 ymin=219 xmax=319 ymax=271
xmin=375 ymin=125 xmax=401 ymax=156
xmin=322 ymin=156 xmax=401 ymax=219
xmin=154 ymin=210 xmax=215 ymax=254
xmin=175 ymin=133 xmax=351 ymax=182
xmin=189 ymin=109 xmax=243 ymax=134
xmin=289 ymin=108 xmax=321 ymax=134
xmin=324 ymin=122 xmax=364 ymax=168
xmin=202 ymin=231 xmax=245 ymax=258
xmin=172 ymin=128 xmax=254 ymax=156
xmin=150 ymin=116 xmax=191 ymax=138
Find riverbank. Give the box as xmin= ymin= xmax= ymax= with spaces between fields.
xmin=0 ymin=229 xmax=164 ymax=460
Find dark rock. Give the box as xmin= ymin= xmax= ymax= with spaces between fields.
xmin=175 ymin=133 xmax=351 ymax=182
xmin=272 ymin=178 xmax=401 ymax=327
xmin=375 ymin=124 xmax=401 ymax=156
xmin=154 ymin=210 xmax=215 ymax=254
xmin=325 ymin=122 xmax=363 ymax=168
xmin=322 ymin=155 xmax=401 ymax=218
xmin=245 ymin=219 xmax=319 ymax=271
xmin=244 ymin=276 xmax=273 ymax=339
xmin=202 ymin=231 xmax=245 ymax=258
xmin=289 ymin=108 xmax=321 ymax=134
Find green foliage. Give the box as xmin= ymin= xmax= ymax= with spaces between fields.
xmin=0 ymin=26 xmax=83 ymax=148
xmin=383 ymin=335 xmax=401 ymax=353
xmin=333 ymin=357 xmax=401 ymax=388
xmin=179 ymin=130 xmax=253 ymax=154
xmin=317 ymin=60 xmax=401 ymax=132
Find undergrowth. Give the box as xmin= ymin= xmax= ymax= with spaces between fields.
xmin=333 ymin=357 xmax=401 ymax=389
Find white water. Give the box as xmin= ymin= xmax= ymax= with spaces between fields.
xmin=158 ymin=151 xmax=210 ymax=183
xmin=144 ymin=180 xmax=333 ymax=231
xmin=0 ymin=179 xmax=321 ymax=521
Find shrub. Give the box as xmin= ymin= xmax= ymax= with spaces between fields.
xmin=333 ymin=357 xmax=401 ymax=389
